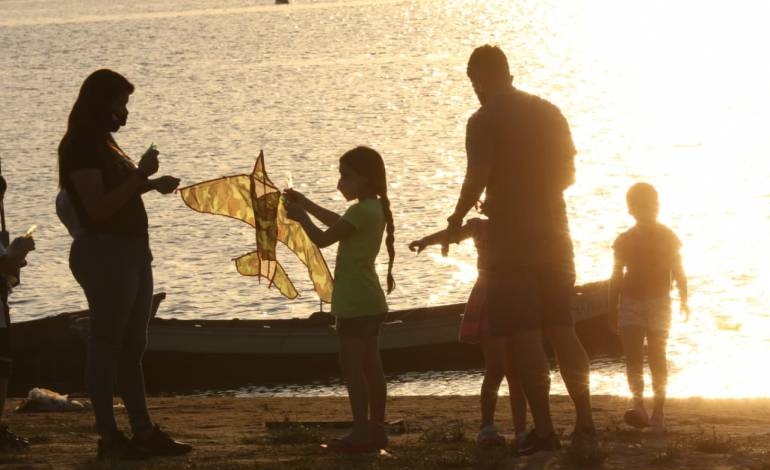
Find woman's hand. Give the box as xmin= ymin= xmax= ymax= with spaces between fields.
xmin=153 ymin=175 xmax=181 ymax=194
xmin=408 ymin=239 xmax=427 ymax=254
xmin=138 ymin=147 xmax=160 ymax=177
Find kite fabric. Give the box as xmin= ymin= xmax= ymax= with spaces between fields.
xmin=178 ymin=151 xmax=333 ymax=303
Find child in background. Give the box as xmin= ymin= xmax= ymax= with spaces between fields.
xmin=409 ymin=216 xmax=528 ymax=446
xmin=284 ymin=146 xmax=395 ymax=453
xmin=609 ymin=182 xmax=689 ymax=433
xmin=0 ymin=173 xmax=36 ymax=452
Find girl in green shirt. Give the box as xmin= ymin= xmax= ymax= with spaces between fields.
xmin=285 ymin=146 xmax=395 ymax=453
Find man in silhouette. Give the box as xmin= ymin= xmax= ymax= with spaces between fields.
xmin=446 ymin=45 xmax=598 ymax=458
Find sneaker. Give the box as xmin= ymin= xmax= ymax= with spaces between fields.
xmin=0 ymin=425 xmax=30 ymax=452
xmin=132 ymin=425 xmax=192 ymax=457
xmin=97 ymin=432 xmax=147 ymax=461
xmin=516 ymin=429 xmax=561 ymax=456
xmin=476 ymin=425 xmax=506 ymax=448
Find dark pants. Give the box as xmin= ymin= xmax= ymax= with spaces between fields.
xmin=69 ymin=234 xmax=154 ymax=437
xmin=1 ymin=291 xmax=12 ymax=379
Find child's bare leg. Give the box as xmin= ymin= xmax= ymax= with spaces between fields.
xmin=620 ymin=326 xmax=648 ymax=419
xmin=362 ymin=336 xmax=387 ymax=448
xmin=510 ymin=329 xmax=555 ymax=437
xmin=338 ymin=336 xmax=370 ymax=442
xmin=504 ymin=340 xmax=527 ymax=436
xmin=647 ymin=329 xmax=668 ymax=430
xmin=480 ymin=339 xmax=506 ymax=429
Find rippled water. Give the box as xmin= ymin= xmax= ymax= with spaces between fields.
xmin=1 ymin=0 xmax=768 ymax=397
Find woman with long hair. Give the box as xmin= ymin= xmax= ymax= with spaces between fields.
xmin=59 ymin=69 xmax=190 ymax=460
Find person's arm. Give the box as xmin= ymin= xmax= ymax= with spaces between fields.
xmin=141 ymin=175 xmax=181 ymax=194
xmin=673 ymin=253 xmax=689 ymax=320
xmin=447 ymin=115 xmax=493 ymax=228
xmin=287 ymin=208 xmax=354 ymax=248
xmin=409 ymin=221 xmax=477 ymax=254
xmin=608 ymin=252 xmax=624 ymax=335
xmin=68 ymin=149 xmax=159 ymax=221
xmin=302 ymin=199 xmax=341 ymax=227
xmin=284 ymin=189 xmax=340 ymax=227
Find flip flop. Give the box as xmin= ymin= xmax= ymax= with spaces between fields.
xmin=623 ymin=409 xmax=650 ymax=428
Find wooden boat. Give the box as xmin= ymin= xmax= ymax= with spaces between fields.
xmin=8 ymin=281 xmax=618 ymax=394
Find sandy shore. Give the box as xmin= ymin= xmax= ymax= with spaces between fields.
xmin=2 ymin=395 xmax=770 ymax=469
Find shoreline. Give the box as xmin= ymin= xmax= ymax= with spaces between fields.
xmin=3 ymin=395 xmax=770 ymax=469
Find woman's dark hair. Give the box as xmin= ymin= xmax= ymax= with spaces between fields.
xmin=339 ymin=146 xmax=396 ymax=294
xmin=58 ymin=69 xmax=134 ymax=188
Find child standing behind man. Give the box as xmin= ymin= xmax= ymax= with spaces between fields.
xmin=609 ymin=182 xmax=689 ymax=433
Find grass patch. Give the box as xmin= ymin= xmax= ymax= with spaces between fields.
xmin=562 ymin=434 xmax=607 ymax=468
xmin=563 ymin=446 xmax=607 ymax=468
xmin=418 ymin=420 xmax=465 ymax=444
xmin=650 ymin=440 xmax=685 ymax=465
xmin=691 ymin=427 xmax=738 ymax=454
xmin=264 ymin=425 xmax=325 ymax=445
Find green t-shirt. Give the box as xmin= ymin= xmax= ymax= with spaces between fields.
xmin=331 ymin=198 xmax=388 ymax=317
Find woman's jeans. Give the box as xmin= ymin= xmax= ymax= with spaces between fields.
xmin=69 ymin=234 xmax=154 ymax=437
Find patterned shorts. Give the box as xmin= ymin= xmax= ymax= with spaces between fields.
xmin=618 ymin=297 xmax=672 ymax=332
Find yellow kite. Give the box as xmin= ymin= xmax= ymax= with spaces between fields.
xmin=178 ymin=151 xmax=333 ymax=302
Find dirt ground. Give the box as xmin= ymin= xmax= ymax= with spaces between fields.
xmin=1 ymin=394 xmax=769 ymax=469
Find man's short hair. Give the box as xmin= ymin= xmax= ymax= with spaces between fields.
xmin=467 ymin=45 xmax=511 ymax=81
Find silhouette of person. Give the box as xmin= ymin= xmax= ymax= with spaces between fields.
xmin=609 ymin=182 xmax=689 ymax=433
xmin=445 ymin=45 xmax=598 ymax=459
xmin=0 ymin=172 xmax=35 ymax=452
xmin=410 ymin=216 xmax=528 ymax=446
xmin=57 ymin=69 xmax=188 ymax=460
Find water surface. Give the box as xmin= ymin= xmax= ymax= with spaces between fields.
xmin=1 ymin=0 xmax=768 ymax=397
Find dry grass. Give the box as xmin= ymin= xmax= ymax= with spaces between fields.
xmin=1 ymin=396 xmax=770 ymax=469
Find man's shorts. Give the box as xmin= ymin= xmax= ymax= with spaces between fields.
xmin=484 ymin=262 xmax=575 ymax=334
xmin=335 ymin=314 xmax=386 ymax=337
xmin=618 ymin=297 xmax=671 ymax=332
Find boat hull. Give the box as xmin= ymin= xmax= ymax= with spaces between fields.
xmin=7 ymin=281 xmax=619 ymax=394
